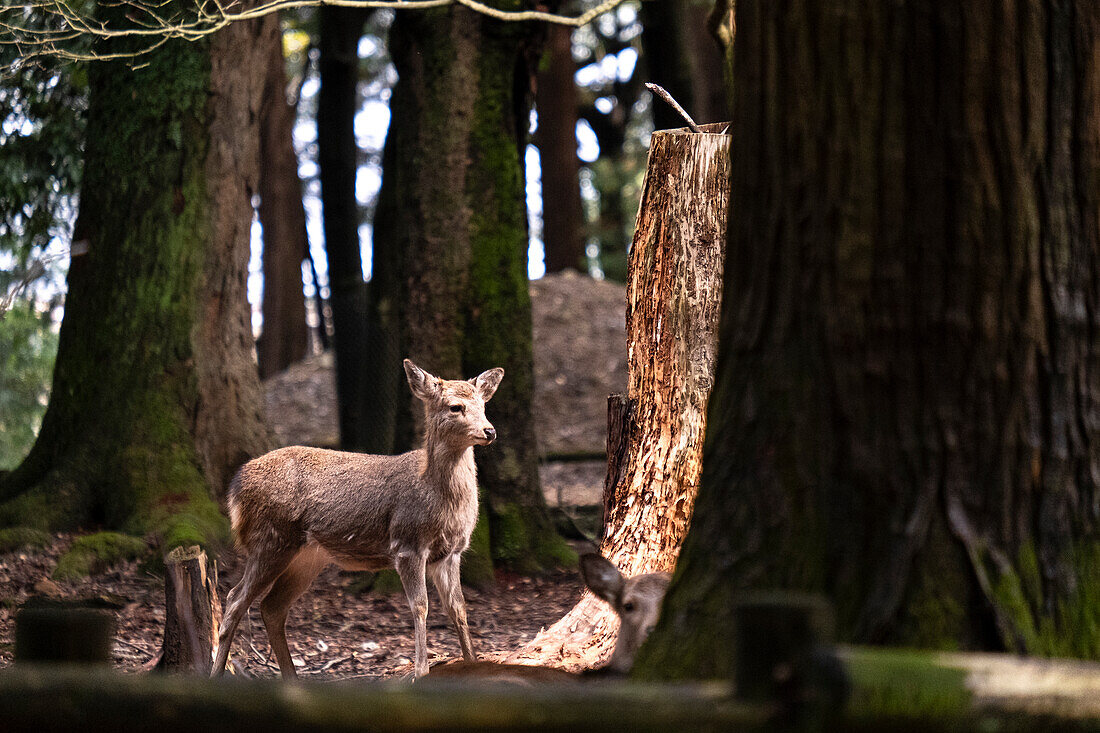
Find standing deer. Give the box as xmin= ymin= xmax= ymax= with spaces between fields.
xmin=211 ymin=359 xmax=503 ymax=679
xmin=427 ymin=553 xmax=671 ymax=681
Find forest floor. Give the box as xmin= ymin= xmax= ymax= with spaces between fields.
xmin=0 ymin=270 xmax=627 ymax=680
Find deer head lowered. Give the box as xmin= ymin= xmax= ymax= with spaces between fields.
xmin=211 ymin=359 xmax=503 ymax=679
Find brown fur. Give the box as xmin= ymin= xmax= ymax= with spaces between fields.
xmin=212 ymin=359 xmax=503 ymax=679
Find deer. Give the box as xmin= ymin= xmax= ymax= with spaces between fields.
xmin=426 ymin=553 xmax=671 ymax=682
xmin=211 ymin=358 xmax=503 ymax=680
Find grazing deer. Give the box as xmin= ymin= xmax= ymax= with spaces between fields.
xmin=211 ymin=359 xmax=503 ymax=679
xmin=427 ymin=553 xmax=671 ymax=681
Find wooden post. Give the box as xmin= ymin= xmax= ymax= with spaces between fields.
xmin=15 ymin=599 xmax=115 ymax=665
xmin=156 ymin=546 xmax=221 ymax=675
xmin=508 ymin=123 xmax=730 ymax=670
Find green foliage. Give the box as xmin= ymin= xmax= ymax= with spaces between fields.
xmin=0 ymin=526 xmax=50 ymax=553
xmin=0 ymin=304 xmax=57 ymax=469
xmin=0 ymin=58 xmax=85 ymax=264
xmin=52 ymin=531 xmax=148 ymax=581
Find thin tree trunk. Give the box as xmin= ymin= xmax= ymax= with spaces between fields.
xmin=0 ymin=2 xmax=271 ymax=536
xmin=636 ymin=1 xmax=1100 ymax=682
xmin=318 ymin=6 xmax=372 ymax=451
xmin=257 ymin=12 xmax=309 ymax=380
xmin=508 ymin=125 xmax=729 ymax=670
xmin=537 ymin=24 xmax=585 ymax=274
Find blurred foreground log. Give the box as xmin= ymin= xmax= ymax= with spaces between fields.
xmin=0 ymin=669 xmax=759 ymax=733
xmin=5 ymin=648 xmax=1100 ymax=731
xmin=508 ymin=122 xmax=730 ymax=670
xmin=156 ymin=546 xmax=221 ymax=674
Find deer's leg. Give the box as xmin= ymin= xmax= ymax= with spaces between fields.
xmin=211 ymin=548 xmax=296 ymax=677
xmin=429 ymin=553 xmax=476 ymax=662
xmin=395 ymin=548 xmax=430 ymax=678
xmin=259 ymin=545 xmax=328 ymax=679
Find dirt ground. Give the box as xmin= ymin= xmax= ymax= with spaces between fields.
xmin=0 ymin=271 xmax=625 ymax=679
xmin=0 ymin=535 xmax=585 ymax=679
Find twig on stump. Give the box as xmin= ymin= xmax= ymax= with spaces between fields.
xmin=645 ymin=83 xmax=702 ymax=133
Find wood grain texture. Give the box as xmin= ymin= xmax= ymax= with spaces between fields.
xmin=506 ymin=124 xmax=729 ymax=670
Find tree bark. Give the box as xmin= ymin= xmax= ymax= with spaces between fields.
xmin=507 ymin=125 xmax=729 ymax=669
xmin=318 ymin=6 xmax=373 ymax=451
xmin=371 ymin=4 xmax=570 ymax=575
xmin=635 ymin=0 xmax=1100 ymax=682
xmin=156 ymin=546 xmax=221 ymax=675
xmin=257 ymin=12 xmax=310 ymax=380
xmin=0 ymin=2 xmax=272 ymax=543
xmin=537 ymin=24 xmax=586 ymax=274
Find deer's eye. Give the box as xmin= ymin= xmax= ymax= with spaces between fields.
xmin=449 ymin=404 xmax=464 ymax=414
xmin=622 ymin=601 xmax=635 ymax=613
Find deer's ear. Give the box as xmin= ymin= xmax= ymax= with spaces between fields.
xmin=471 ymin=367 xmax=504 ymax=401
xmin=404 ymin=359 xmax=439 ymax=402
xmin=581 ymin=554 xmax=623 ymax=606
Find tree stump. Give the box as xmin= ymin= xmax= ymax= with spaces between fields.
xmin=506 ymin=122 xmax=730 ymax=670
xmin=155 ymin=546 xmax=221 ymax=675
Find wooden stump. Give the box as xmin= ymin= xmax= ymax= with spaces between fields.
xmin=156 ymin=546 xmax=221 ymax=675
xmin=507 ymin=123 xmax=730 ymax=670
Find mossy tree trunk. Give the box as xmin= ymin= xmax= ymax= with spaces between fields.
xmin=371 ymin=3 xmax=570 ymax=575
xmin=257 ymin=12 xmax=310 ymax=380
xmin=0 ymin=3 xmax=272 ymax=549
xmin=635 ymin=0 xmax=1100 ymax=681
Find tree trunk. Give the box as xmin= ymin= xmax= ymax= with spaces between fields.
xmin=257 ymin=12 xmax=310 ymax=380
xmin=635 ymin=1 xmax=1100 ymax=682
xmin=0 ymin=3 xmax=272 ymax=544
xmin=537 ymin=24 xmax=586 ymax=274
xmin=371 ymin=4 xmax=570 ymax=576
xmin=507 ymin=125 xmax=729 ymax=669
xmin=156 ymin=546 xmax=221 ymax=675
xmin=318 ymin=6 xmax=373 ymax=451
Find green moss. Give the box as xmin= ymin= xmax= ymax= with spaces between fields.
xmin=489 ymin=502 xmax=576 ymax=574
xmin=843 ymin=647 xmax=972 ymax=721
xmin=53 ymin=532 xmax=149 ymax=581
xmin=0 ymin=527 xmax=51 ymax=553
xmin=371 ymin=569 xmax=405 ymax=595
xmin=489 ymin=502 xmax=530 ymax=568
xmin=460 ymin=498 xmax=495 ymax=589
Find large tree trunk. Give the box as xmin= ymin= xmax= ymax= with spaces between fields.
xmin=635 ymin=1 xmax=1100 ymax=682
xmin=257 ymin=12 xmax=310 ymax=380
xmin=536 ymin=24 xmax=586 ymax=274
xmin=0 ymin=2 xmax=271 ymax=543
xmin=371 ymin=4 xmax=569 ymax=575
xmin=508 ymin=125 xmax=729 ymax=669
xmin=318 ymin=6 xmax=373 ymax=451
